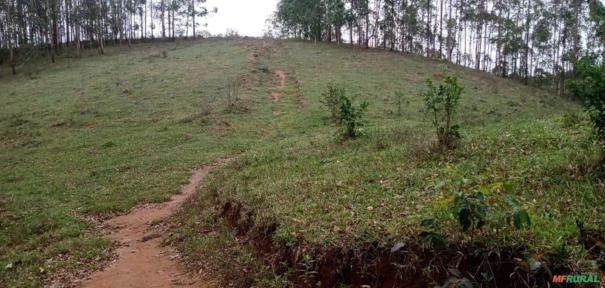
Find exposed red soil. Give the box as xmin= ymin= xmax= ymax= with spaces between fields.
xmin=217 ymin=199 xmax=578 ymax=288
xmin=275 ymin=69 xmax=286 ymax=88
xmin=82 ymin=167 xmax=217 ymax=288
xmin=271 ymin=69 xmax=286 ymax=103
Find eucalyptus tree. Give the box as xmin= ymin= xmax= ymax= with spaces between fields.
xmin=0 ymin=0 xmax=211 ymax=73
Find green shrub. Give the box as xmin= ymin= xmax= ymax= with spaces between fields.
xmin=569 ymin=56 xmax=605 ymax=148
xmin=338 ymin=94 xmax=368 ymax=139
xmin=226 ymin=78 xmax=240 ymax=108
xmin=321 ymin=84 xmax=345 ymax=123
xmin=321 ymin=84 xmax=368 ymax=140
xmin=422 ymin=71 xmax=464 ymax=149
xmin=452 ymin=190 xmax=488 ymax=231
xmin=430 ymin=174 xmax=531 ymax=234
xmin=394 ymin=91 xmax=407 ymax=115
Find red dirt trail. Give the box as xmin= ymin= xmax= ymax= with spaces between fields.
xmin=272 ymin=69 xmax=286 ymax=103
xmin=275 ymin=69 xmax=286 ymax=88
xmin=82 ymin=167 xmax=216 ymax=288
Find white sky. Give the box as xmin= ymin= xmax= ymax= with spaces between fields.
xmin=204 ymin=0 xmax=279 ymax=37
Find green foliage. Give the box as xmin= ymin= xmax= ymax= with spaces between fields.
xmin=569 ymin=56 xmax=605 ymax=148
xmin=225 ymin=78 xmax=240 ymax=110
xmin=321 ymin=83 xmax=344 ymax=122
xmin=422 ymin=71 xmax=464 ymax=149
xmin=321 ymin=84 xmax=368 ymax=139
xmin=507 ymin=196 xmax=531 ymax=230
xmin=337 ymin=93 xmax=368 ymax=139
xmin=394 ymin=91 xmax=408 ymax=116
xmin=430 ymin=173 xmax=532 ymax=234
xmin=560 ymin=111 xmax=587 ymax=128
xmin=419 ymin=218 xmax=446 ymax=250
xmin=452 ymin=190 xmax=487 ymax=231
xmin=588 ymin=0 xmax=605 ymax=45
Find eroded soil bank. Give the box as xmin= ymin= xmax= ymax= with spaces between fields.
xmin=213 ymin=199 xmax=602 ymax=288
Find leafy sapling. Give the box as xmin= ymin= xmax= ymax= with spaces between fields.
xmin=321 ymin=84 xmax=368 ymax=140
xmin=321 ymin=84 xmax=345 ymax=123
xmin=394 ymin=91 xmax=408 ymax=116
xmin=422 ymin=70 xmax=464 ymax=149
xmin=338 ymin=93 xmax=369 ymax=139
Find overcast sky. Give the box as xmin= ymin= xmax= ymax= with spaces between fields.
xmin=204 ymin=0 xmax=280 ymax=37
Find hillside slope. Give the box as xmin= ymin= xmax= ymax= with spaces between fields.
xmin=0 ymin=39 xmax=602 ymax=287
xmin=174 ymin=40 xmax=604 ymax=286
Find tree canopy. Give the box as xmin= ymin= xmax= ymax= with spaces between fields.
xmin=274 ymin=0 xmax=604 ymax=94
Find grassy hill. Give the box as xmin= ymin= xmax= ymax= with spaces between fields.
xmin=1 ymin=39 xmax=603 ymax=287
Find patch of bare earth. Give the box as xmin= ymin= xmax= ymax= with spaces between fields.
xmin=272 ymin=92 xmax=281 ymax=102
xmin=80 ymin=166 xmax=217 ymax=288
xmin=271 ymin=69 xmax=286 ymax=104
xmin=275 ymin=69 xmax=286 ymax=89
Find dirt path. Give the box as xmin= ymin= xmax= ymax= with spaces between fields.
xmin=82 ymin=167 xmax=216 ymax=288
xmin=275 ymin=69 xmax=286 ymax=89
xmin=272 ymin=69 xmax=286 ymax=102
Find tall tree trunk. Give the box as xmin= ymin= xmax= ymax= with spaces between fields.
xmin=523 ymin=0 xmax=531 ymax=84
xmin=76 ymin=19 xmax=81 ymax=57
xmin=161 ymin=0 xmax=166 ymax=38
xmin=140 ymin=8 xmax=144 ymax=39
xmin=475 ymin=0 xmax=484 ymax=70
xmin=128 ymin=8 xmax=133 ymax=47
xmin=439 ymin=0 xmax=443 ymax=58
xmin=6 ymin=0 xmax=16 ymax=74
xmin=426 ymin=0 xmax=431 ymax=56
xmin=66 ymin=0 xmax=71 ymax=44
xmin=447 ymin=0 xmax=453 ymax=61
xmin=192 ymin=0 xmax=196 ymax=37
xmin=49 ymin=0 xmax=58 ymax=63
xmin=150 ymin=0 xmax=154 ymax=38
xmin=171 ymin=1 xmax=175 ymax=40
xmin=143 ymin=3 xmax=147 ymax=39
xmin=349 ymin=22 xmax=353 ymax=45
xmin=98 ymin=11 xmax=104 ymax=55
xmin=365 ymin=10 xmax=369 ymax=48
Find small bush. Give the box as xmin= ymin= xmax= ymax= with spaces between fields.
xmin=394 ymin=91 xmax=408 ymax=116
xmin=431 ymin=174 xmax=531 ymax=234
xmin=321 ymin=84 xmax=345 ymax=123
xmin=338 ymin=94 xmax=368 ymax=139
xmin=321 ymin=84 xmax=368 ymax=140
xmin=422 ymin=70 xmax=464 ymax=149
xmin=452 ymin=190 xmax=488 ymax=231
xmin=226 ymin=78 xmax=240 ymax=108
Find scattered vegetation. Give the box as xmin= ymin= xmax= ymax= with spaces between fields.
xmin=569 ymin=56 xmax=605 ymax=150
xmin=2 ymin=39 xmax=603 ymax=287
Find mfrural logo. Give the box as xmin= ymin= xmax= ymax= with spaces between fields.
xmin=552 ymin=274 xmax=600 ymax=284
